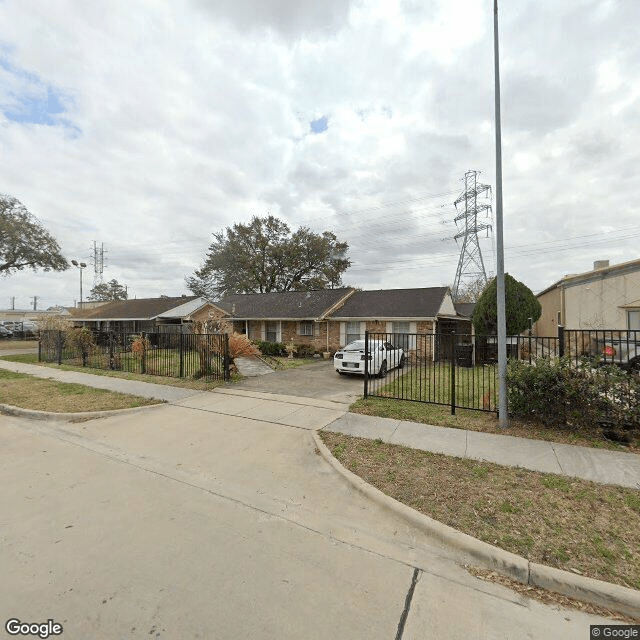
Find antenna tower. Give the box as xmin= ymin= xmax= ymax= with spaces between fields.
xmin=91 ymin=241 xmax=106 ymax=287
xmin=452 ymin=170 xmax=492 ymax=301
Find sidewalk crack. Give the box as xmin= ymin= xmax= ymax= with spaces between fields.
xmin=395 ymin=567 xmax=420 ymax=640
xmin=551 ymin=444 xmax=565 ymax=474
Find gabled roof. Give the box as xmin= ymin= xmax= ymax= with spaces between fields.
xmin=330 ymin=287 xmax=450 ymax=319
xmin=454 ymin=302 xmax=476 ymax=319
xmin=72 ymin=296 xmax=203 ymax=321
xmin=216 ymin=288 xmax=354 ymax=320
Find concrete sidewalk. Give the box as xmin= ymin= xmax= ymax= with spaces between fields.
xmin=3 ymin=356 xmax=639 ymax=489
xmin=324 ymin=412 xmax=640 ymax=489
xmin=0 ymin=358 xmax=203 ymax=403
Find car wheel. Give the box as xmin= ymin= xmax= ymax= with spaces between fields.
xmin=378 ymin=360 xmax=387 ymax=378
xmin=399 ymin=354 xmax=406 ymax=369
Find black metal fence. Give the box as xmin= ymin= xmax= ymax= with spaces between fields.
xmin=363 ymin=328 xmax=639 ymax=414
xmin=39 ymin=330 xmax=230 ymax=382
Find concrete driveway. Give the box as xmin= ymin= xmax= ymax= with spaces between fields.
xmin=1 ymin=390 xmax=613 ymax=639
xmin=235 ymin=359 xmax=365 ymax=404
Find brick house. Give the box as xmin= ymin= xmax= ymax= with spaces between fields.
xmin=216 ymin=286 xmax=468 ymax=356
xmin=215 ymin=288 xmax=354 ymax=353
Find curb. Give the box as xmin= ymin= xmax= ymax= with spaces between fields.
xmin=313 ymin=432 xmax=640 ymax=619
xmin=0 ymin=402 xmax=165 ymax=421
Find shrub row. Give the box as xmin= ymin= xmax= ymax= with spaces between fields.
xmin=507 ymin=356 xmax=640 ymax=432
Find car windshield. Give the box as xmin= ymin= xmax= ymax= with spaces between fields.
xmin=343 ymin=340 xmax=365 ymax=351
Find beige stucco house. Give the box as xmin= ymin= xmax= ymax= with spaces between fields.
xmin=535 ymin=258 xmax=640 ymax=335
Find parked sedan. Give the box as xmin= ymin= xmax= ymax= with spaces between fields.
xmin=334 ymin=339 xmax=405 ymax=377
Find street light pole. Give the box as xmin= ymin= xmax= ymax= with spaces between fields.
xmin=494 ymin=0 xmax=508 ymax=428
xmin=71 ymin=260 xmax=87 ymax=308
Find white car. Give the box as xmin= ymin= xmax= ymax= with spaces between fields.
xmin=334 ymin=339 xmax=405 ymax=377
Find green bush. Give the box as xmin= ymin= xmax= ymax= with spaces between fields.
xmin=253 ymin=340 xmax=286 ymax=356
xmin=295 ymin=343 xmax=316 ymax=358
xmin=507 ymin=356 xmax=640 ymax=432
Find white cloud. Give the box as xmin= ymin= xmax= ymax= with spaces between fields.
xmin=0 ymin=0 xmax=639 ymax=311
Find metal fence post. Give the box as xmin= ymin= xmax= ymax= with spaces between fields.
xmin=558 ymin=325 xmax=565 ymax=358
xmin=224 ymin=333 xmax=230 ymax=381
xmin=179 ymin=332 xmax=184 ymax=378
xmin=450 ymin=331 xmax=456 ymax=415
xmin=364 ymin=331 xmax=369 ymax=398
xmin=38 ymin=337 xmax=42 ymax=362
xmin=141 ymin=332 xmax=147 ymax=374
xmin=57 ymin=330 xmax=63 ymax=365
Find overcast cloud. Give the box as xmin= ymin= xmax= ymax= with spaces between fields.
xmin=1 ymin=0 xmax=639 ymax=310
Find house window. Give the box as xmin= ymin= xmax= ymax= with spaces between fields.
xmin=346 ymin=321 xmax=361 ymax=344
xmin=392 ymin=321 xmax=411 ymax=350
xmin=300 ymin=321 xmax=314 ymax=336
xmin=266 ymin=321 xmax=278 ymax=343
xmin=629 ymin=311 xmax=640 ymax=331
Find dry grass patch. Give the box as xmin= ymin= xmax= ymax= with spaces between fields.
xmin=320 ymin=432 xmax=640 ymax=591
xmin=350 ymin=397 xmax=640 ymax=453
xmin=0 ymin=369 xmax=161 ymax=412
xmin=0 ymin=354 xmax=234 ymax=390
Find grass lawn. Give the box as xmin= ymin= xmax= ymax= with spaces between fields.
xmin=0 ymin=368 xmax=161 ymax=412
xmin=320 ymin=431 xmax=640 ymax=605
xmin=0 ymin=353 xmax=236 ymax=391
xmin=0 ymin=340 xmax=39 ymax=350
xmin=368 ymin=363 xmax=497 ymax=411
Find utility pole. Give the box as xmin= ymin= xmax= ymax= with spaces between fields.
xmin=10 ymin=296 xmax=15 ymax=310
xmin=31 ymin=296 xmax=38 ymax=311
xmin=494 ymin=0 xmax=508 ymax=428
xmin=452 ymin=170 xmax=492 ymax=301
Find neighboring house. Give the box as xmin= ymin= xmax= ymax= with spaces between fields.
xmin=535 ymin=258 xmax=640 ymax=335
xmin=71 ymin=296 xmax=224 ymax=332
xmin=216 ymin=288 xmax=355 ymax=353
xmin=216 ymin=286 xmax=467 ymax=357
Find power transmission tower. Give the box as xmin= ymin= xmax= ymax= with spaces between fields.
xmin=91 ymin=241 xmax=106 ymax=287
xmin=452 ymin=170 xmax=492 ymax=301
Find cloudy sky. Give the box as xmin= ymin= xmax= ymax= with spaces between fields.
xmin=1 ymin=0 xmax=639 ymax=310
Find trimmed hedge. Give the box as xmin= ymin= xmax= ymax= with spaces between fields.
xmin=253 ymin=340 xmax=286 ymax=356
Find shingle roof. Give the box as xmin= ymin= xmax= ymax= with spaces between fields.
xmin=73 ymin=296 xmax=201 ymax=321
xmin=454 ymin=302 xmax=476 ymax=318
xmin=331 ymin=287 xmax=449 ymax=319
xmin=216 ymin=288 xmax=354 ymax=319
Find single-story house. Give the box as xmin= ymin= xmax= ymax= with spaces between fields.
xmin=215 ymin=288 xmax=354 ymax=352
xmin=70 ymin=286 xmax=473 ymax=358
xmin=71 ymin=296 xmax=225 ymax=332
xmin=535 ymin=258 xmax=640 ymax=335
xmin=217 ymin=286 xmax=470 ymax=357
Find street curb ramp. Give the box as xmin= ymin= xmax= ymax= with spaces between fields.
xmin=313 ymin=432 xmax=640 ymax=620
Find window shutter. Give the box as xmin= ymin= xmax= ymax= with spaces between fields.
xmin=340 ymin=322 xmax=345 ymax=346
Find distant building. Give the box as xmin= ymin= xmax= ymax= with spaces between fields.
xmin=535 ymin=258 xmax=640 ymax=334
